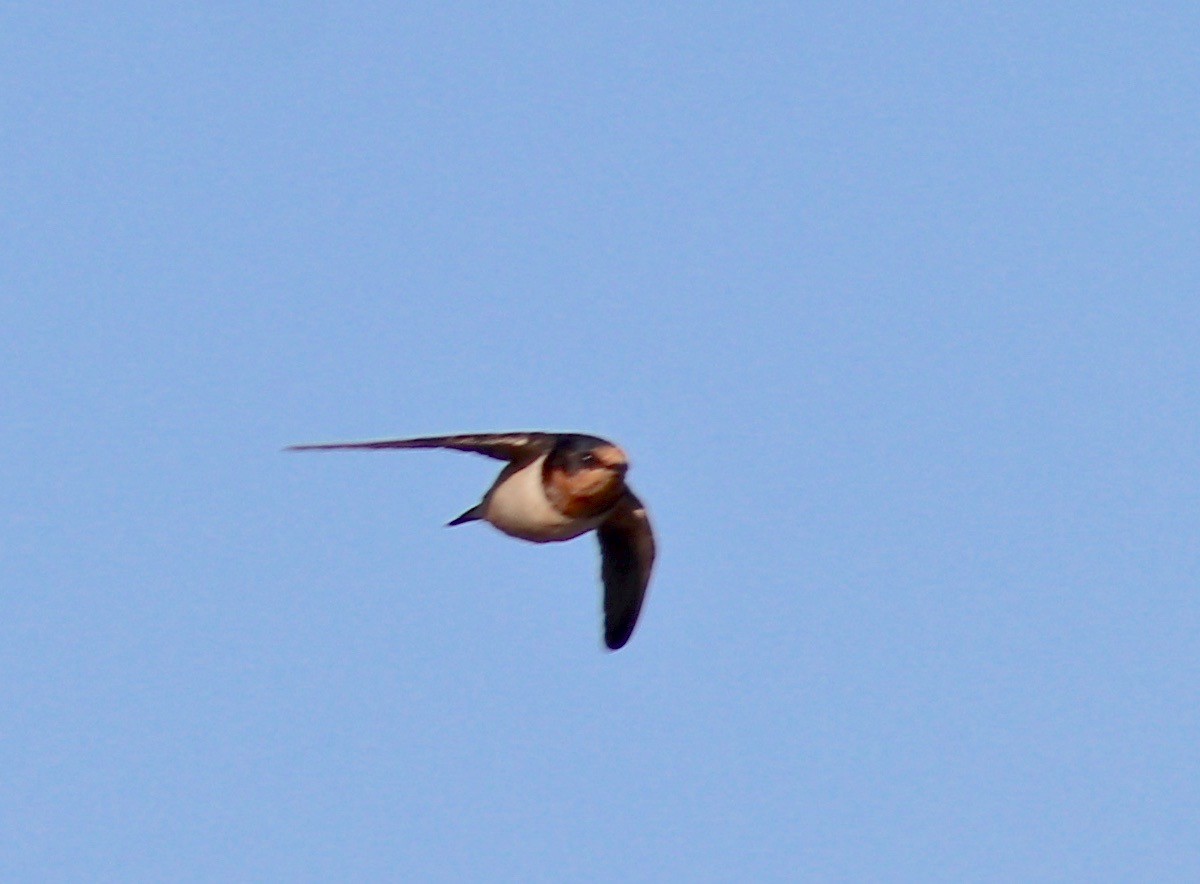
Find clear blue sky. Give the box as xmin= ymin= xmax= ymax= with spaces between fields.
xmin=3 ymin=4 xmax=1197 ymax=880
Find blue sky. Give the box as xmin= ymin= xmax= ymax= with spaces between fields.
xmin=3 ymin=3 xmax=1198 ymax=880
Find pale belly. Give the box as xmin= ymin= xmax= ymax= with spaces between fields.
xmin=483 ymin=456 xmax=604 ymax=543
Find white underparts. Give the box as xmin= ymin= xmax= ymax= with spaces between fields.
xmin=482 ymin=455 xmax=605 ymax=543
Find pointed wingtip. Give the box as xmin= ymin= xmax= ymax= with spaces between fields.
xmin=604 ymin=625 xmax=634 ymax=651
xmin=284 ymin=443 xmax=356 ymax=452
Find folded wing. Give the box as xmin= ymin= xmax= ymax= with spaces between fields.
xmin=597 ymin=491 xmax=656 ymax=650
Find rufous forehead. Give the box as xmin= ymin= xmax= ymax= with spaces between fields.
xmin=592 ymin=444 xmax=628 ymax=467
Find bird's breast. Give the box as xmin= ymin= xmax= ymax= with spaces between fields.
xmin=483 ymin=456 xmax=604 ymax=543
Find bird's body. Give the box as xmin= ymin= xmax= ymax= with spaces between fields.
xmin=288 ymin=431 xmax=655 ymax=650
xmin=481 ymin=455 xmax=607 ymax=542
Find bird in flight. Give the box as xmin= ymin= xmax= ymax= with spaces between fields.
xmin=288 ymin=432 xmax=656 ymax=650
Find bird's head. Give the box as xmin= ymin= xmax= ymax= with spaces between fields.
xmin=544 ymin=435 xmax=630 ymax=517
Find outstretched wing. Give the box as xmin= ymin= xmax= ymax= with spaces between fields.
xmin=596 ymin=490 xmax=656 ymax=650
xmin=286 ymin=432 xmax=555 ymax=462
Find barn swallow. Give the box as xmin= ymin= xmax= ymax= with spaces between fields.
xmin=287 ymin=432 xmax=655 ymax=650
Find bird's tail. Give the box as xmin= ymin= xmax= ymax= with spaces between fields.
xmin=446 ymin=504 xmax=484 ymax=527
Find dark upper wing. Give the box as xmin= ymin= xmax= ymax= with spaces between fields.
xmin=596 ymin=490 xmax=656 ymax=650
xmin=286 ymin=432 xmax=555 ymax=462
